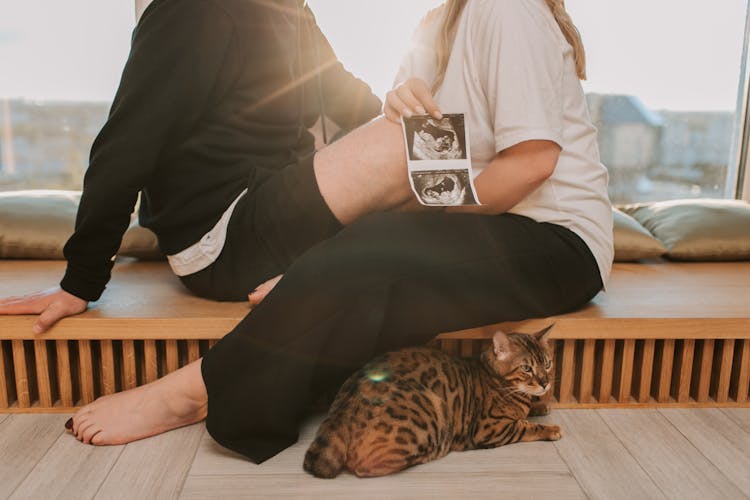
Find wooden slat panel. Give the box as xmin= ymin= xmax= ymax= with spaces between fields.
xmin=579 ymin=339 xmax=595 ymax=403
xmin=99 ymin=340 xmax=116 ymax=396
xmin=656 ymin=339 xmax=675 ymax=403
xmin=716 ymin=339 xmax=735 ymax=403
xmin=33 ymin=340 xmax=53 ymax=408
xmin=440 ymin=339 xmax=459 ymax=356
xmin=187 ymin=340 xmax=201 ymax=364
xmin=77 ymin=340 xmax=95 ymax=405
xmin=637 ymin=339 xmax=655 ymax=403
xmin=734 ymin=340 xmax=750 ymax=403
xmin=208 ymin=339 xmax=218 ymax=349
xmin=121 ymin=341 xmax=137 ymax=390
xmin=459 ymin=340 xmax=474 ymax=358
xmin=12 ymin=340 xmax=30 ymax=408
xmin=543 ymin=338 xmax=556 ymax=405
xmin=55 ymin=340 xmax=73 ymax=407
xmin=674 ymin=339 xmax=695 ymax=403
xmin=695 ymin=339 xmax=715 ymax=403
xmin=165 ymin=340 xmax=179 ymax=374
xmin=0 ymin=341 xmax=9 ymax=408
xmin=558 ymin=340 xmax=576 ymax=404
xmin=597 ymin=339 xmax=615 ymax=403
xmin=617 ymin=339 xmax=636 ymax=403
xmin=143 ymin=340 xmax=158 ymax=383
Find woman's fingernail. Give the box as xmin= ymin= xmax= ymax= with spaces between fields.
xmin=402 ymin=108 xmax=413 ymax=118
xmin=33 ymin=325 xmax=42 ymax=334
xmin=416 ymin=106 xmax=426 ymax=115
xmin=435 ymin=111 xmax=443 ymax=119
xmin=65 ymin=418 xmax=73 ymax=429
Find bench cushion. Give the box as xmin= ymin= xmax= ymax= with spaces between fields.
xmin=0 ymin=190 xmax=162 ymax=260
xmin=612 ymin=208 xmax=666 ymax=261
xmin=622 ymin=198 xmax=750 ymax=261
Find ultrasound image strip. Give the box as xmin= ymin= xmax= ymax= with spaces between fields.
xmin=402 ymin=112 xmax=480 ymax=206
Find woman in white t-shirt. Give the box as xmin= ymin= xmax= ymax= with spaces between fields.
xmin=57 ymin=0 xmax=613 ymax=464
xmin=384 ymin=0 xmax=612 ymax=287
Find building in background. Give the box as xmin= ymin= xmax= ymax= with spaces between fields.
xmin=0 ymin=98 xmax=108 ymax=190
xmin=0 ymin=96 xmax=737 ymax=204
xmin=587 ymin=94 xmax=734 ymax=204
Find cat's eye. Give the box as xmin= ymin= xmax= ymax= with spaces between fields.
xmin=521 ymin=364 xmax=532 ymax=373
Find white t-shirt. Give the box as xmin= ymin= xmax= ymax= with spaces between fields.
xmin=395 ymin=0 xmax=614 ymax=286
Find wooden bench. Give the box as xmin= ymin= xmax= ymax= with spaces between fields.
xmin=1 ymin=259 xmax=748 ymax=412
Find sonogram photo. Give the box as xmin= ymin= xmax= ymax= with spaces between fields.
xmin=404 ymin=114 xmax=467 ymax=161
xmin=411 ymin=170 xmax=477 ymax=205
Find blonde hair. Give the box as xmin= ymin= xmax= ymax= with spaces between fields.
xmin=433 ymin=0 xmax=587 ymax=92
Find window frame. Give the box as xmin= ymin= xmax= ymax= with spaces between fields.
xmin=732 ymin=0 xmax=750 ymax=201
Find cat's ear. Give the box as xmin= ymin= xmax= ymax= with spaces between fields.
xmin=493 ymin=330 xmax=512 ymax=361
xmin=534 ymin=324 xmax=555 ymax=344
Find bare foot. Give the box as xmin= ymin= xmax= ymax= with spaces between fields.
xmin=247 ymin=274 xmax=283 ymax=307
xmin=66 ymin=359 xmax=207 ymax=445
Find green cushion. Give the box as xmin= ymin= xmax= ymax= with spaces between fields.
xmin=620 ymin=198 xmax=750 ymax=261
xmin=0 ymin=190 xmax=162 ymax=260
xmin=612 ymin=207 xmax=666 ymax=261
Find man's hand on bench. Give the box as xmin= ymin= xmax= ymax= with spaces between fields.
xmin=0 ymin=287 xmax=88 ymax=333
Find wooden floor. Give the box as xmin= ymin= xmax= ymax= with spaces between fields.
xmin=1 ymin=409 xmax=749 ymax=499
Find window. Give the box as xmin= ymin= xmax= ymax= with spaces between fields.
xmin=0 ymin=1 xmax=133 ymax=190
xmin=2 ymin=0 xmax=748 ymax=203
xmin=567 ymin=0 xmax=748 ymax=204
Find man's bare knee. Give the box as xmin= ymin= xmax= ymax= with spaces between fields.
xmin=314 ymin=116 xmax=411 ymax=225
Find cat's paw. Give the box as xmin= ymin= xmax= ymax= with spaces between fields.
xmin=544 ymin=425 xmax=563 ymax=441
xmin=528 ymin=402 xmax=551 ymax=417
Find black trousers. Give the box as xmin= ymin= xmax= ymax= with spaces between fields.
xmin=181 ymin=160 xmax=603 ymax=463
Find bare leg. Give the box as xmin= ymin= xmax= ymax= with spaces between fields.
xmin=247 ymin=116 xmax=414 ymax=305
xmin=67 ymin=359 xmax=207 ymax=445
xmin=314 ymin=116 xmax=412 ymax=225
xmin=64 ymin=117 xmax=414 ymax=446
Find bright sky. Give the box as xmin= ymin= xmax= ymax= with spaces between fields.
xmin=0 ymin=0 xmax=746 ymax=111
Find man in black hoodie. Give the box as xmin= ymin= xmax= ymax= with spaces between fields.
xmin=0 ymin=0 xmax=414 ymax=322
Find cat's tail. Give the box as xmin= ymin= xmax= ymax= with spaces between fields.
xmin=303 ymin=415 xmax=350 ymax=479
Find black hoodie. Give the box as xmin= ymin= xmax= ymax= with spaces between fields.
xmin=60 ymin=0 xmax=382 ymax=301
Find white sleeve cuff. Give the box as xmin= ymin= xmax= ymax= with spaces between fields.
xmin=495 ymin=128 xmax=564 ymax=153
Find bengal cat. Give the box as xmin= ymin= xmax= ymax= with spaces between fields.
xmin=304 ymin=325 xmax=560 ymax=478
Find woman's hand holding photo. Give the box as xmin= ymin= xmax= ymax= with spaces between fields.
xmin=384 ymin=78 xmax=443 ymax=122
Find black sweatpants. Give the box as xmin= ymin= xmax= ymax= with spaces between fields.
xmin=180 ymin=160 xmax=603 ymax=463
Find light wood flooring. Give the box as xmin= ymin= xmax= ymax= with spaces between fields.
xmin=1 ymin=409 xmax=749 ymax=499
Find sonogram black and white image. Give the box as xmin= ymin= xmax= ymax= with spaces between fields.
xmin=404 ymin=114 xmax=467 ymax=161
xmin=411 ymin=170 xmax=477 ymax=206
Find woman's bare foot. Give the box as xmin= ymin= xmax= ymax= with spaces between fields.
xmin=65 ymin=359 xmax=208 ymax=445
xmin=248 ymin=274 xmax=283 ymax=307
